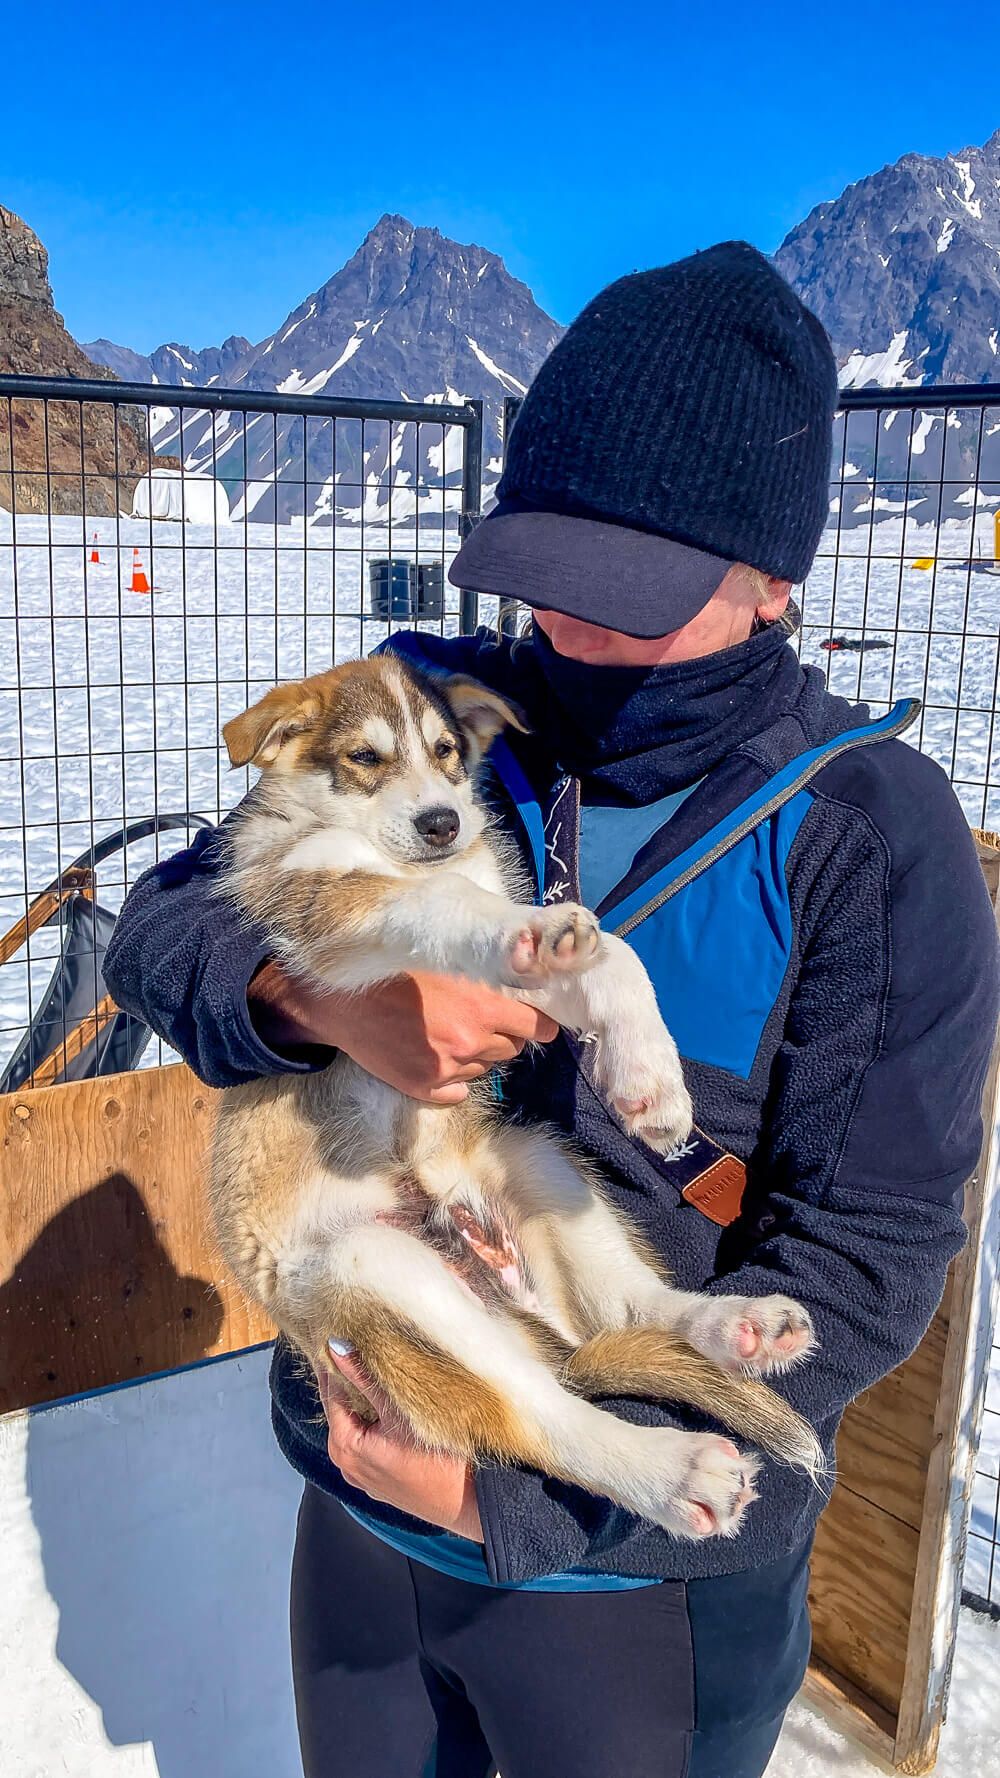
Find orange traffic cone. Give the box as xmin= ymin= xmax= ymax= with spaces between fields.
xmin=129 ymin=548 xmax=151 ymax=595
xmin=89 ymin=532 xmax=101 ymax=564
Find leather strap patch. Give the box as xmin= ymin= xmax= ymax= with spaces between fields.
xmin=682 ymin=1155 xmax=748 ymax=1227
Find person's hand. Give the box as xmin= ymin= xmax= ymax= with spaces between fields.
xmin=319 ymin=1344 xmax=483 ymax=1540
xmin=248 ymin=961 xmax=558 ymax=1104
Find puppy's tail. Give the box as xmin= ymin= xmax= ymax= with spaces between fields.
xmin=563 ymin=1327 xmax=826 ymax=1482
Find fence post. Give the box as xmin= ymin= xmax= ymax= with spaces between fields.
xmin=498 ymin=396 xmax=523 ymax=635
xmin=459 ymin=399 xmax=483 ymax=635
xmin=501 ymin=394 xmax=522 ymax=443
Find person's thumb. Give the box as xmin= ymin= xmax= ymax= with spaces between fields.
xmin=427 ymin=1081 xmax=470 ymax=1105
xmin=327 ymin=1340 xmax=400 ymax=1429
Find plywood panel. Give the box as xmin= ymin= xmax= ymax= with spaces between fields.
xmin=0 ymin=1064 xmax=273 ymax=1411
xmin=801 ymin=1661 xmax=897 ymax=1769
xmin=832 ymin=1299 xmax=946 ymax=1532
xmin=808 ymin=1484 xmax=920 ymax=1720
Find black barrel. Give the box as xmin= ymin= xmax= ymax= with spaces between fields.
xmin=369 ymin=559 xmax=445 ymax=621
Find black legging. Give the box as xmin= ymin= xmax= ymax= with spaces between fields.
xmin=291 ymin=1485 xmax=812 ymax=1778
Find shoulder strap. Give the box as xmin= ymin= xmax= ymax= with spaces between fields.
xmin=489 ymin=737 xmax=548 ymax=899
xmin=610 ymin=698 xmax=920 ymax=938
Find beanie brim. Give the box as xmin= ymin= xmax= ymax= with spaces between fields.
xmin=448 ymin=502 xmax=732 ymax=639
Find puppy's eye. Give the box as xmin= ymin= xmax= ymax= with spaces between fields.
xmin=435 ymin=739 xmax=455 ymax=759
xmin=348 ymin=748 xmax=380 ymax=767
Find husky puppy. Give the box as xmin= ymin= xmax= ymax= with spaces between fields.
xmin=211 ymin=655 xmax=822 ymax=1540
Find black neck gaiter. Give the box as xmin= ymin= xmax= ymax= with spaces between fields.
xmin=500 ymin=613 xmax=809 ymax=804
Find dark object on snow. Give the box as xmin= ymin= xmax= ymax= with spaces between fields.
xmin=370 ymin=559 xmax=445 ymax=622
xmin=820 ymin=635 xmax=892 ymax=653
xmin=0 ymin=814 xmax=209 ymax=1093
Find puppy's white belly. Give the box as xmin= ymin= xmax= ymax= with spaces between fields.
xmin=289 ymin=1169 xmax=400 ymax=1240
xmin=336 ymin=1061 xmax=417 ymax=1152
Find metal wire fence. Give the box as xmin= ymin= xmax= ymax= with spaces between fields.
xmin=0 ymin=375 xmax=484 ymax=1087
xmin=803 ymin=385 xmax=1000 ymax=1616
xmin=804 ymin=382 xmax=1000 ymax=835
xmin=1 ymin=371 xmax=998 ymax=1604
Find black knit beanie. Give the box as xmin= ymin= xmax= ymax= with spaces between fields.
xmin=496 ymin=241 xmax=838 ymax=585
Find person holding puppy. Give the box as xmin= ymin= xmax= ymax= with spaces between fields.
xmin=106 ymin=243 xmax=999 ymax=1778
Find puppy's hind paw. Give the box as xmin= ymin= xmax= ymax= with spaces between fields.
xmin=646 ymin=1433 xmax=759 ymax=1540
xmin=684 ymin=1296 xmax=816 ymax=1377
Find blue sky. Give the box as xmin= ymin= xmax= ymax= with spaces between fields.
xmin=6 ymin=0 xmax=1000 ymax=354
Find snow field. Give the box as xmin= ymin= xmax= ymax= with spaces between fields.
xmin=770 ymin=1609 xmax=1000 ymax=1776
xmin=0 ymin=509 xmax=491 ymax=1069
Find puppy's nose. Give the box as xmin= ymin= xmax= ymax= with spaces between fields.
xmin=414 ymin=805 xmax=460 ymax=847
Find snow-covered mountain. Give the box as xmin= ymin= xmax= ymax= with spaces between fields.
xmin=59 ymin=138 xmax=1000 ymax=530
xmin=775 ymin=130 xmax=1000 ymax=387
xmin=773 ymin=132 xmax=1000 ymax=529
xmin=85 ymin=215 xmax=561 ymax=525
xmin=82 ymin=335 xmax=253 ymax=388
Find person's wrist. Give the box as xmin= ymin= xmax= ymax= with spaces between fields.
xmin=247 ymin=959 xmax=337 ymax=1058
xmin=452 ymin=1466 xmax=484 ymax=1542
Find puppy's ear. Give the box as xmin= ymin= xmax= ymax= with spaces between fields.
xmin=223 ymin=681 xmax=322 ymax=768
xmin=442 ymin=676 xmax=531 ymax=757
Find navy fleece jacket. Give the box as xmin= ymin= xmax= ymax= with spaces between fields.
xmin=104 ymin=621 xmax=1000 ymax=1583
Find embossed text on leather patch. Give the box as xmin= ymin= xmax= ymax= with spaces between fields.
xmin=682 ymin=1155 xmax=748 ymax=1227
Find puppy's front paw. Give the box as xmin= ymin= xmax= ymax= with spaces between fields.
xmin=613 ymin=1074 xmax=694 ymax=1153
xmin=508 ymin=905 xmax=602 ymax=982
xmin=595 ymin=1029 xmax=694 ymax=1152
xmin=683 ymin=1296 xmax=816 ymax=1377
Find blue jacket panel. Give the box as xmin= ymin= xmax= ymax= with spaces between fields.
xmin=601 ymin=793 xmax=812 ymax=1079
xmin=103 ymin=627 xmax=999 ymax=1583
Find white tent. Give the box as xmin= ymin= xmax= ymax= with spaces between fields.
xmin=131 ymin=468 xmax=231 ymax=525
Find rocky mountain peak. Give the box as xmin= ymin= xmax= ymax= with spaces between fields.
xmin=776 ymin=129 xmax=1000 ymax=386
xmin=363 ymin=211 xmax=419 ymax=247
xmin=0 ymin=206 xmax=159 ymax=514
xmin=0 ymin=205 xmax=54 ymax=310
xmin=93 ymin=212 xmax=563 ymax=524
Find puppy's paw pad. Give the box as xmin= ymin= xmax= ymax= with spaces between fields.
xmin=509 ymin=906 xmax=601 ymax=979
xmin=657 ymin=1436 xmax=758 ymax=1540
xmin=594 ymin=1022 xmax=693 ymax=1152
xmin=510 ymin=929 xmax=541 ymax=975
xmin=609 ymin=1068 xmax=694 ymax=1152
xmin=687 ymin=1297 xmax=816 ymax=1376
